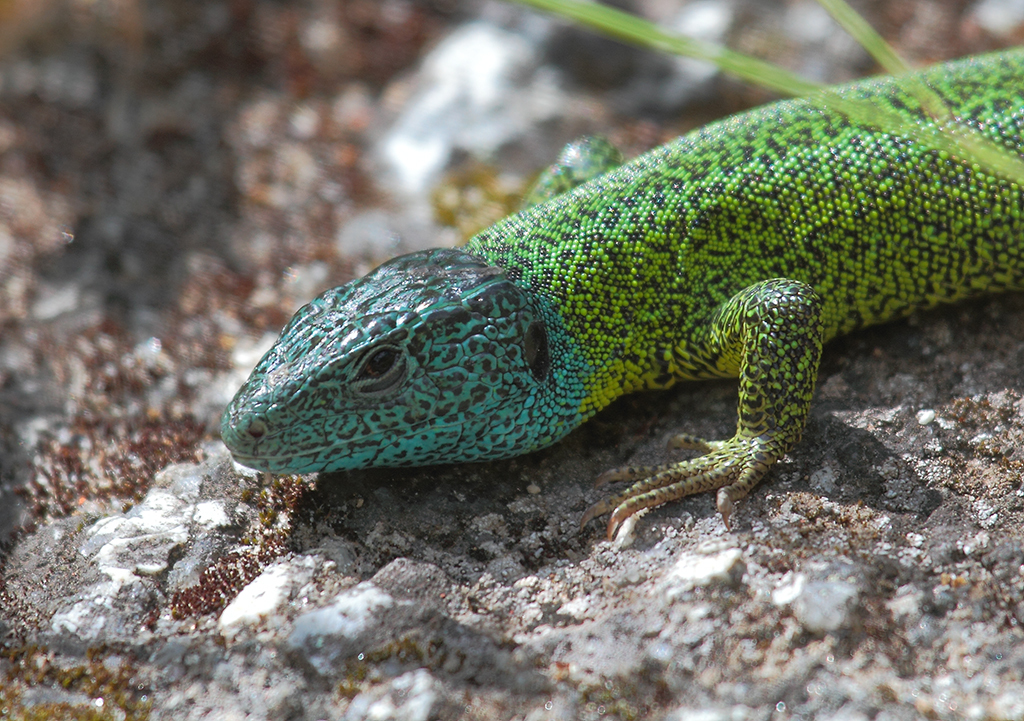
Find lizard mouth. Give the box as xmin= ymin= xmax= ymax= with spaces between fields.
xmin=222 ymin=413 xmax=462 ymax=474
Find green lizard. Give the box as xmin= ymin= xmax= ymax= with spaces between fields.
xmin=222 ymin=49 xmax=1024 ymax=538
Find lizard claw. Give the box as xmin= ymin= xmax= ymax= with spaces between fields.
xmin=580 ymin=498 xmax=613 ymax=529
xmin=580 ymin=498 xmax=637 ymax=540
xmin=716 ymin=488 xmax=735 ymax=530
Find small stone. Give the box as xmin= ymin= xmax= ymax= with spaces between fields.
xmin=916 ymin=409 xmax=936 ymax=425
xmin=665 ymin=706 xmax=748 ymax=721
xmin=906 ymin=532 xmax=925 ymax=548
xmin=344 ymin=669 xmax=445 ymax=721
xmin=775 ymin=573 xmax=860 ymax=634
xmin=376 ymin=22 xmax=556 ymax=197
xmin=288 ymin=583 xmax=400 ymax=675
xmin=809 ymin=465 xmax=838 ymax=494
xmin=556 ymin=596 xmax=594 ymax=620
xmin=886 ymin=585 xmax=923 ymax=620
xmin=971 ymin=0 xmax=1024 ymax=38
xmin=291 ymin=583 xmax=392 ymax=643
xmin=371 ymin=558 xmax=450 ymax=606
xmin=661 ymin=548 xmax=745 ymax=599
xmin=795 ymin=582 xmax=859 ymax=632
xmin=31 ymin=281 xmax=82 ymax=320
xmin=219 ymin=557 xmax=317 ymax=634
xmin=288 ymin=104 xmax=320 ymax=140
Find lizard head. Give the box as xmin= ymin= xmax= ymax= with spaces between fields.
xmin=221 ymin=248 xmax=585 ymax=473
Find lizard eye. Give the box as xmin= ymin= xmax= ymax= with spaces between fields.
xmin=353 ymin=345 xmax=407 ymax=395
xmin=524 ymin=321 xmax=549 ymax=381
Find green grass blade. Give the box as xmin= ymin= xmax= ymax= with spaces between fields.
xmin=512 ymin=0 xmax=822 ymax=97
xmin=814 ymin=0 xmax=909 ymax=75
xmin=823 ymin=85 xmax=1024 ymax=184
xmin=814 ymin=0 xmax=1024 ymax=182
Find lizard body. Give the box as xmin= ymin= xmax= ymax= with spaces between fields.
xmin=223 ymin=50 xmax=1024 ymax=536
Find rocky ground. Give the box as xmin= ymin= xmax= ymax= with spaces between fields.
xmin=2 ymin=0 xmax=1024 ymax=719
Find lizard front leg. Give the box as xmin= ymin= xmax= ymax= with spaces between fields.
xmin=582 ymin=278 xmax=825 ymax=538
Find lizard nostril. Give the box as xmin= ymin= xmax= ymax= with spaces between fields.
xmin=246 ymin=419 xmax=267 ymax=440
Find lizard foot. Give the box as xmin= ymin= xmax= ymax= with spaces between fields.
xmin=581 ymin=434 xmax=774 ymax=539
xmin=582 ymin=277 xmax=823 ymax=540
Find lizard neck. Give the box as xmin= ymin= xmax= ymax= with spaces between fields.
xmin=467 ymin=194 xmax=674 ymax=421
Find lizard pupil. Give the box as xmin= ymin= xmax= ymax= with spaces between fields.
xmin=359 ymin=348 xmax=399 ymax=379
xmin=352 ymin=345 xmax=408 ymax=395
xmin=524 ymin=321 xmax=550 ymax=381
xmin=354 ymin=344 xmax=405 ymax=393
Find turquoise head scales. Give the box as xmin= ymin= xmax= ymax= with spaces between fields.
xmin=221 ymin=248 xmax=587 ymax=473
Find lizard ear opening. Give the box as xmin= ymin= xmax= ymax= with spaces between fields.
xmin=524 ymin=321 xmax=550 ymax=381
xmin=353 ymin=345 xmax=407 ymax=395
